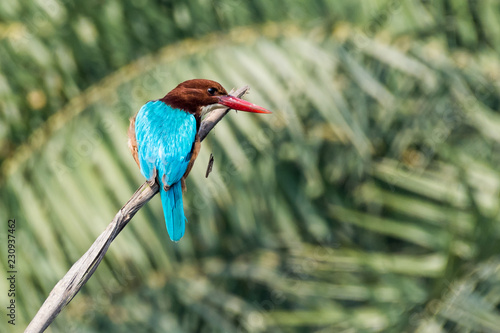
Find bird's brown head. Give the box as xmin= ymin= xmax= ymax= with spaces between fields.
xmin=161 ymin=79 xmax=271 ymax=118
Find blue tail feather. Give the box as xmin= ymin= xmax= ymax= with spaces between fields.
xmin=160 ymin=181 xmax=186 ymax=241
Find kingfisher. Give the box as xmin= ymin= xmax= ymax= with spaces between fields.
xmin=128 ymin=79 xmax=271 ymax=241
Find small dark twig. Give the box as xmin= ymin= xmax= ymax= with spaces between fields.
xmin=25 ymin=85 xmax=250 ymax=333
xmin=205 ymin=153 xmax=214 ymax=178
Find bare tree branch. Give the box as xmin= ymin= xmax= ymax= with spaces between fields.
xmin=25 ymin=85 xmax=250 ymax=333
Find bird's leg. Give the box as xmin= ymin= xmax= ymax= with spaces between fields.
xmin=146 ymin=168 xmax=157 ymax=187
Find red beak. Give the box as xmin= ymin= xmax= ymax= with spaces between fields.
xmin=218 ymin=95 xmax=272 ymax=114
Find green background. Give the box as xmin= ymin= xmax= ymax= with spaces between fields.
xmin=2 ymin=0 xmax=500 ymax=332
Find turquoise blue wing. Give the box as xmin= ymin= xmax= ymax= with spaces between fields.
xmin=135 ymin=100 xmax=197 ymax=241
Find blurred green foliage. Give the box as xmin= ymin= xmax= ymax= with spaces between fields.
xmin=2 ymin=0 xmax=500 ymax=332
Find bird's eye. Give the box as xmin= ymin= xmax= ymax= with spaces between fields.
xmin=207 ymin=87 xmax=217 ymax=96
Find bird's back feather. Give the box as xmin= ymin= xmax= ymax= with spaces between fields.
xmin=135 ymin=100 xmax=197 ymax=241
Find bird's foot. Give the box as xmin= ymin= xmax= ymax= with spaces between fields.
xmin=146 ymin=169 xmax=157 ymax=188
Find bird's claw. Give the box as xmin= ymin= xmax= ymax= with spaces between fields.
xmin=146 ymin=168 xmax=157 ymax=188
